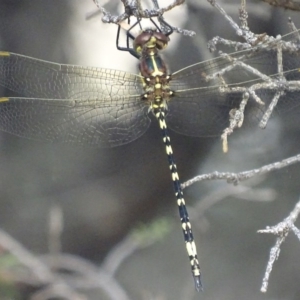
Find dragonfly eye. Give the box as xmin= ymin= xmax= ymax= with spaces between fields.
xmin=134 ymin=31 xmax=152 ymax=52
xmin=155 ymin=40 xmax=168 ymax=50
xmin=153 ymin=32 xmax=169 ymax=50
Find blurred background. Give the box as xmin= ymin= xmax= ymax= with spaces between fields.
xmin=0 ymin=0 xmax=300 ymax=299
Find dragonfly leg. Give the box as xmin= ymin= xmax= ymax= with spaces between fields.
xmin=116 ymin=19 xmax=141 ymax=59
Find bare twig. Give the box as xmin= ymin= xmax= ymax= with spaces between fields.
xmin=0 ymin=229 xmax=85 ymax=300
xmin=188 ymin=179 xmax=276 ymax=233
xmin=206 ymin=0 xmax=300 ymax=52
xmin=0 ymin=216 xmax=170 ymax=300
xmin=201 ymin=0 xmax=300 ymax=150
xmin=41 ymin=254 xmax=131 ymax=300
xmin=258 ymin=199 xmax=300 ymax=292
xmin=182 ymin=153 xmax=300 ymax=188
xmin=91 ymin=0 xmax=195 ymax=36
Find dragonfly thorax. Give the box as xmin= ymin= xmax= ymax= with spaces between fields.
xmin=141 ymin=75 xmax=173 ymax=104
xmin=137 ymin=30 xmax=173 ymax=108
xmin=137 ymin=30 xmax=170 ymax=77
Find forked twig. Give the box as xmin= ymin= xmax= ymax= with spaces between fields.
xmin=258 ymin=200 xmax=300 ymax=292
xmin=91 ymin=0 xmax=195 ymax=36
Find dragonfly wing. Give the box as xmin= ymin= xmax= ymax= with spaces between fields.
xmin=0 ymin=52 xmax=151 ymax=147
xmin=170 ymin=43 xmax=299 ymax=91
xmin=0 ymin=52 xmax=144 ymax=102
xmin=166 ymin=88 xmax=241 ymax=137
xmin=166 ymin=86 xmax=277 ymax=137
xmin=0 ymin=97 xmax=150 ymax=147
xmin=169 ymin=42 xmax=300 ymax=138
xmin=167 ymin=85 xmax=300 ymax=138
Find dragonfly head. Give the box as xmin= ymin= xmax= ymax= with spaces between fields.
xmin=134 ymin=30 xmax=169 ymax=55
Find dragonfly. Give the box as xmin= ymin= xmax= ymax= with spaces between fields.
xmin=1 ymin=18 xmax=300 ymax=291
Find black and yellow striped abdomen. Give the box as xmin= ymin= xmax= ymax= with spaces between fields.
xmin=152 ymin=100 xmax=202 ymax=291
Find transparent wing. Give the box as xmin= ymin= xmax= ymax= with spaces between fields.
xmin=0 ymin=52 xmax=150 ymax=147
xmin=0 ymin=52 xmax=144 ymax=100
xmin=0 ymin=97 xmax=150 ymax=147
xmin=166 ymin=87 xmax=267 ymax=137
xmin=168 ymin=30 xmax=300 ymax=137
xmin=170 ymin=29 xmax=300 ymax=90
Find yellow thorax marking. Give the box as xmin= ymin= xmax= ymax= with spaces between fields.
xmin=150 ymin=55 xmax=163 ymax=77
xmin=0 ymin=97 xmax=9 ymax=102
